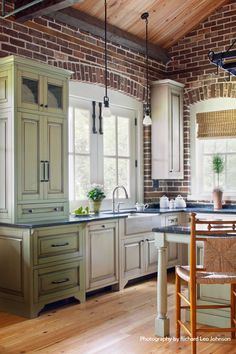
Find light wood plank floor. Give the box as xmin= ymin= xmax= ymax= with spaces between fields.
xmin=0 ymin=271 xmax=235 ymax=354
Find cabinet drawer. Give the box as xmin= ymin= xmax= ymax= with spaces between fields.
xmin=34 ymin=261 xmax=82 ymax=302
xmin=33 ymin=225 xmax=84 ymax=265
xmin=88 ymin=221 xmax=117 ymax=232
xmin=17 ymin=202 xmax=68 ymax=221
xmin=165 ymin=214 xmax=179 ymax=226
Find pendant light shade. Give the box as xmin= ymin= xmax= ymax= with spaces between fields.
xmin=141 ymin=12 xmax=152 ymax=126
xmin=102 ymin=0 xmax=111 ymax=118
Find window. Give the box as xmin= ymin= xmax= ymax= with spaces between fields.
xmin=196 ymin=138 xmax=236 ymax=194
xmin=190 ymin=98 xmax=236 ymax=201
xmin=68 ymin=83 xmax=142 ymax=211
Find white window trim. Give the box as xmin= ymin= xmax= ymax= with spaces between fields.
xmin=189 ymin=97 xmax=236 ymax=201
xmin=69 ymin=81 xmax=144 ymax=211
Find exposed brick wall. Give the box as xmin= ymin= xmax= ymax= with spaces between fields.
xmin=0 ymin=1 xmax=165 ymax=102
xmin=144 ymin=0 xmax=236 ymax=203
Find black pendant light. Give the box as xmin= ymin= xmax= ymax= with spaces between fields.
xmin=141 ymin=12 xmax=152 ymax=126
xmin=102 ymin=0 xmax=111 ymax=117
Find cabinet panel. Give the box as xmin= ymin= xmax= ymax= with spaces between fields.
xmin=122 ymin=237 xmax=144 ymax=280
xmin=124 ymin=241 xmax=141 ymax=272
xmin=0 ymin=116 xmax=7 ymax=212
xmin=0 ymin=237 xmax=23 ymax=294
xmin=151 ymin=79 xmax=184 ymax=180
xmin=86 ymin=221 xmax=118 ymax=290
xmin=90 ymin=229 xmax=115 ymax=279
xmin=45 ymin=117 xmax=67 ymax=199
xmin=0 ymin=69 xmax=11 ymax=108
xmin=145 ymin=238 xmax=158 ymax=273
xmin=170 ymin=92 xmax=181 ymax=175
xmin=18 ymin=112 xmax=42 ymax=201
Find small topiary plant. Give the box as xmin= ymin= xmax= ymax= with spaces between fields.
xmin=212 ymin=154 xmax=224 ymax=190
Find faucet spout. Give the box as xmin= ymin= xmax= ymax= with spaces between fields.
xmin=112 ymin=185 xmax=129 ymax=213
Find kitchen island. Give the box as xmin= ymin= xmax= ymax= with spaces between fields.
xmin=152 ymin=224 xmax=236 ymax=337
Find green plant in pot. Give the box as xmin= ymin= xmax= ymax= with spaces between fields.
xmin=87 ymin=184 xmax=106 ymax=214
xmin=212 ymin=154 xmax=224 ymax=209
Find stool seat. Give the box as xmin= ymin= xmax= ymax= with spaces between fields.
xmin=176 ymin=265 xmax=236 ymax=284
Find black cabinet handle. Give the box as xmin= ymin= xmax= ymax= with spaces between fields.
xmin=51 ymin=242 xmax=69 ymax=247
xmin=92 ymin=101 xmax=97 ymax=134
xmin=99 ymin=102 xmax=103 ymax=134
xmin=51 ymin=278 xmax=69 ymax=284
xmin=44 ymin=161 xmax=50 ymax=182
xmin=40 ymin=160 xmax=46 ymax=182
xmin=40 ymin=104 xmax=44 ymax=107
xmin=45 ymin=104 xmax=48 ymax=108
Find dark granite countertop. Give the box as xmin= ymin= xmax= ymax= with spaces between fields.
xmin=152 ymin=225 xmax=236 ymax=237
xmin=152 ymin=225 xmax=191 ymax=234
xmin=1 ymin=203 xmax=236 ymax=229
xmin=0 ymin=212 xmax=128 ymax=229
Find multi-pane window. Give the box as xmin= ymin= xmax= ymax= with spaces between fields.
xmin=68 ymin=97 xmax=136 ymax=210
xmin=196 ymin=138 xmax=236 ymax=195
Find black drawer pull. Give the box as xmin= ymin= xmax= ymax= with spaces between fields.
xmin=51 ymin=242 xmax=69 ymax=247
xmin=51 ymin=278 xmax=69 ymax=284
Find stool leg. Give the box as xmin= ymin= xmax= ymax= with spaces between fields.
xmin=190 ymin=282 xmax=197 ymax=354
xmin=176 ymin=272 xmax=181 ymax=338
xmin=231 ymin=283 xmax=236 ymax=340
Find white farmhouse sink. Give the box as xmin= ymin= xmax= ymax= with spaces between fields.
xmin=124 ymin=213 xmax=160 ymax=235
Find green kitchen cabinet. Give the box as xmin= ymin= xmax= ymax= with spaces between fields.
xmin=0 ymin=55 xmax=72 ymax=223
xmin=0 ymin=224 xmax=85 ymax=318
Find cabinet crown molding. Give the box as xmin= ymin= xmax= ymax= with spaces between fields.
xmin=151 ymin=79 xmax=184 ymax=88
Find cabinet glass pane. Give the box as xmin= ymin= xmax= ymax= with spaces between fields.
xmin=22 ymin=78 xmax=38 ymax=104
xmin=48 ymin=84 xmax=62 ymax=109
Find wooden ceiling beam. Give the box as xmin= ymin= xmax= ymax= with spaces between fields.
xmin=14 ymin=0 xmax=84 ymax=22
xmin=49 ymin=8 xmax=170 ymax=64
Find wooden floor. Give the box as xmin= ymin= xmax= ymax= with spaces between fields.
xmin=0 ymin=271 xmax=235 ymax=354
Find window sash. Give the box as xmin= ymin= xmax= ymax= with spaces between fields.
xmin=69 ymin=97 xmax=137 ymax=210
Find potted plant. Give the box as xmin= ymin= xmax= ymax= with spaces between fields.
xmin=87 ymin=184 xmax=106 ymax=213
xmin=212 ymin=154 xmax=224 ymax=209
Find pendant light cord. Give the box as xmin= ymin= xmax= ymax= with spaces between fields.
xmin=145 ymin=15 xmax=149 ymax=110
xmin=105 ymin=0 xmax=108 ymax=99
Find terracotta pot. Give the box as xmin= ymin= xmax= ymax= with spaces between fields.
xmin=213 ymin=189 xmax=223 ymax=210
xmin=90 ymin=200 xmax=102 ymax=214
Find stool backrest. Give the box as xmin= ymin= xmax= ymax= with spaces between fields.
xmin=190 ymin=213 xmax=236 ymax=278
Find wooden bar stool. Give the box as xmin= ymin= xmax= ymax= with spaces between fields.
xmin=175 ymin=212 xmax=236 ymax=354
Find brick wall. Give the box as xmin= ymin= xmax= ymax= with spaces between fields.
xmin=144 ymin=0 xmax=236 ymax=203
xmin=0 ymin=1 xmax=165 ymax=102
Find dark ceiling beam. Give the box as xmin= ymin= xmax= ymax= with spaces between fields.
xmin=15 ymin=0 xmax=84 ymax=22
xmin=49 ymin=8 xmax=170 ymax=64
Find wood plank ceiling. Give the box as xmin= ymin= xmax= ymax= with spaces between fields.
xmin=12 ymin=0 xmax=229 ymax=63
xmin=72 ymin=0 xmax=229 ymax=49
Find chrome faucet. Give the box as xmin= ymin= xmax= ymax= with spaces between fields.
xmin=112 ymin=185 xmax=129 ymax=212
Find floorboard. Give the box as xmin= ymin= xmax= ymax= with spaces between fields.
xmin=0 ymin=271 xmax=235 ymax=354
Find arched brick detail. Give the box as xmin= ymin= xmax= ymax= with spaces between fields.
xmin=185 ymin=82 xmax=236 ymax=106
xmin=68 ymin=63 xmax=146 ymax=102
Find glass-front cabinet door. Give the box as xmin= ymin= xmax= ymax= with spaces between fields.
xmin=18 ymin=70 xmax=40 ymax=111
xmin=18 ymin=71 xmax=67 ymax=115
xmin=44 ymin=76 xmax=67 ymax=115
